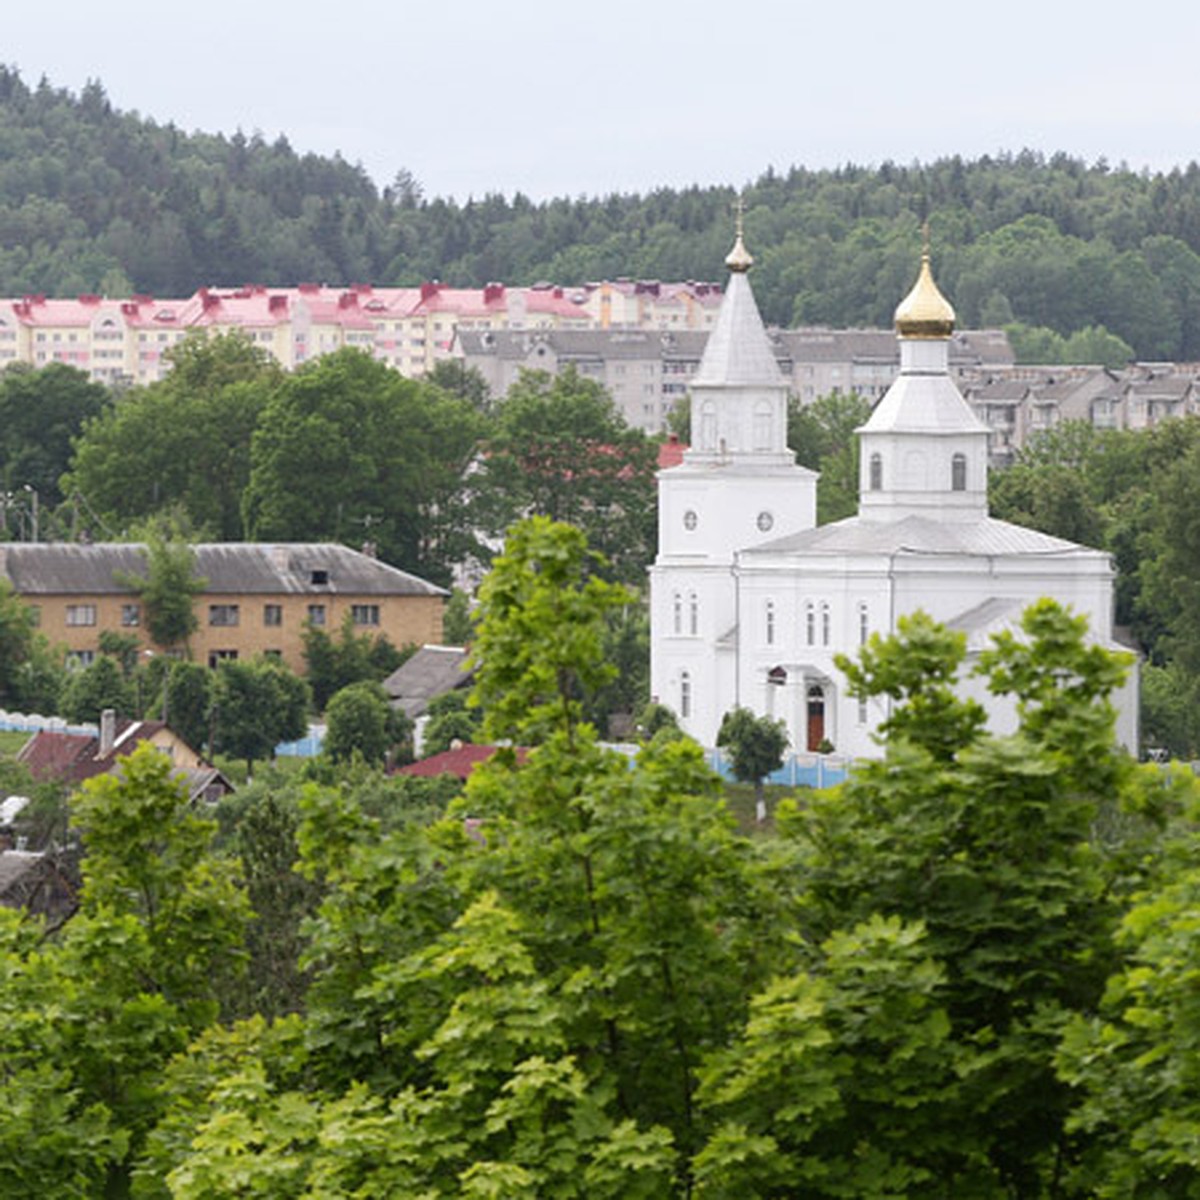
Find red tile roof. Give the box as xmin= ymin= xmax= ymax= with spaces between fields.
xmin=396 ymin=743 xmax=528 ymax=780
xmin=18 ymin=719 xmax=171 ymax=785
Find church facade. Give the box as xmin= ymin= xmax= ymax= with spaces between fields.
xmin=649 ymin=228 xmax=1138 ymax=759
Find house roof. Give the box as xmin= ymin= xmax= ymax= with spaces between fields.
xmin=396 ymin=743 xmax=528 ymax=779
xmin=0 ymin=542 xmax=446 ymax=598
xmin=383 ymin=644 xmax=474 ymax=718
xmin=19 ymin=719 xmax=170 ymax=785
xmin=16 ymin=719 xmax=231 ymax=801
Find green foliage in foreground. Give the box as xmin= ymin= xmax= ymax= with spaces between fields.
xmin=2 ymin=520 xmax=1199 ymax=1197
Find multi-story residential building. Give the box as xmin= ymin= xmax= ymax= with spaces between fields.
xmin=0 ymin=280 xmax=628 ymax=386
xmin=578 ymin=279 xmax=724 ymax=330
xmin=459 ymin=325 xmax=1016 ymax=433
xmin=962 ymin=364 xmax=1200 ymax=462
xmin=0 ymin=542 xmax=445 ymax=676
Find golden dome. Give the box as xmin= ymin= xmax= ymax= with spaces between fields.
xmin=894 ymin=250 xmax=955 ymax=338
xmin=725 ymin=197 xmax=754 ymax=273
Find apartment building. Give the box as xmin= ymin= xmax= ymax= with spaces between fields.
xmin=962 ymin=364 xmax=1200 ymax=462
xmin=0 ymin=542 xmax=445 ymax=676
xmin=459 ymin=326 xmax=1017 ymax=433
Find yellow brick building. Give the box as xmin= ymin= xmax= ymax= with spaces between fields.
xmin=1 ymin=542 xmax=445 ymax=675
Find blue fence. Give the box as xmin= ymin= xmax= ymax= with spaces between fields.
xmin=604 ymin=740 xmax=849 ymax=790
xmin=2 ymin=709 xmax=328 ymax=760
xmin=0 ymin=710 xmax=100 ymax=739
xmin=705 ymin=747 xmax=849 ymax=790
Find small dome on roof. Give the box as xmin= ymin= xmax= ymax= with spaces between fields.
xmin=894 ymin=250 xmax=955 ymax=339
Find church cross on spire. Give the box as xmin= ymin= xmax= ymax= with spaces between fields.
xmin=725 ymin=194 xmax=753 ymax=273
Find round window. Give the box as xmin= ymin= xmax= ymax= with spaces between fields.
xmin=683 ymin=510 xmax=698 ymax=531
xmin=756 ymin=511 xmax=774 ymax=532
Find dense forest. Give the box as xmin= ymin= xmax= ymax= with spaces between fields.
xmin=5 ymin=67 xmax=1200 ymax=359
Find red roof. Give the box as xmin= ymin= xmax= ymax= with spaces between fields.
xmin=18 ymin=719 xmax=172 ymax=785
xmin=657 ymin=434 xmax=687 ymax=469
xmin=396 ymin=743 xmax=528 ymax=780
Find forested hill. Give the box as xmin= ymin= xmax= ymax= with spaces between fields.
xmin=6 ymin=66 xmax=1200 ymax=359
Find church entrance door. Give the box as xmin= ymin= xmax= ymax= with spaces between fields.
xmin=806 ymin=685 xmax=825 ymax=751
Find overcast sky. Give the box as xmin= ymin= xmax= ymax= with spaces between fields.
xmin=6 ymin=0 xmax=1199 ymax=202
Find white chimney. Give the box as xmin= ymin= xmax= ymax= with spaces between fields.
xmin=99 ymin=708 xmax=116 ymax=757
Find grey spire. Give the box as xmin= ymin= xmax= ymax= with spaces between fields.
xmin=689 ymin=270 xmax=784 ymax=388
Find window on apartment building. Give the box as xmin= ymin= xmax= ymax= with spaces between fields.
xmin=263 ymin=649 xmax=282 ymax=661
xmin=310 ymin=569 xmax=329 ymax=586
xmin=66 ymin=604 xmax=97 ymax=626
xmin=307 ymin=604 xmax=327 ymax=626
xmin=351 ymin=604 xmax=380 ymax=626
xmin=121 ymin=604 xmax=141 ymax=627
xmin=208 ymin=649 xmax=239 ymax=668
xmin=66 ymin=649 xmax=96 ymax=669
xmin=264 ymin=604 xmax=283 ymax=627
xmin=209 ymin=604 xmax=240 ymax=627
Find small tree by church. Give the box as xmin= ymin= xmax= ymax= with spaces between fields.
xmin=717 ymin=706 xmax=789 ymax=822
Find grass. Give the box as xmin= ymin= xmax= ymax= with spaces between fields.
xmin=0 ymin=730 xmax=31 ymax=756
xmin=721 ymin=782 xmax=807 ymax=835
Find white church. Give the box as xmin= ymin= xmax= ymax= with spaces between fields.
xmin=649 ymin=224 xmax=1138 ymax=759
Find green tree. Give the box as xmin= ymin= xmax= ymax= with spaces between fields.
xmin=482 ymin=368 xmax=658 ymax=586
xmin=767 ymin=599 xmax=1134 ymax=1193
xmin=0 ymin=744 xmax=249 ymax=1195
xmin=471 ymin=516 xmax=633 ymax=745
xmin=426 ymin=357 xmax=492 ymax=410
xmin=243 ymin=350 xmax=485 ymax=583
xmin=63 ymin=333 xmax=280 ymax=540
xmin=162 ymin=660 xmax=213 ymax=753
xmin=323 ymin=680 xmax=393 ymax=765
xmin=420 ymin=689 xmax=481 ymax=756
xmin=118 ymin=535 xmax=206 ymax=655
xmin=0 ymin=362 xmax=109 ymax=510
xmin=212 ymin=657 xmax=310 ymax=774
xmin=301 ymin=612 xmax=411 ymax=711
xmin=0 ymin=580 xmax=63 ymax=713
xmin=1057 ymin=772 xmax=1200 ymax=1195
xmin=441 ymin=586 xmax=475 ymax=645
xmin=716 ymin=706 xmax=789 ymax=821
xmin=60 ymin=653 xmax=134 ymax=723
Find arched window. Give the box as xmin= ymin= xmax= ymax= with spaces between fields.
xmin=869 ymin=452 xmax=883 ymax=491
xmin=672 ymin=592 xmax=682 ymax=635
xmin=951 ymin=452 xmax=967 ymax=491
xmin=820 ymin=601 xmax=830 ymax=646
xmin=805 ymin=601 xmax=815 ymax=646
xmin=858 ymin=602 xmax=869 ymax=646
xmin=680 ymin=671 xmax=692 ymax=719
xmin=688 ymin=592 xmax=699 ymax=636
xmin=765 ymin=600 xmax=776 ymax=646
